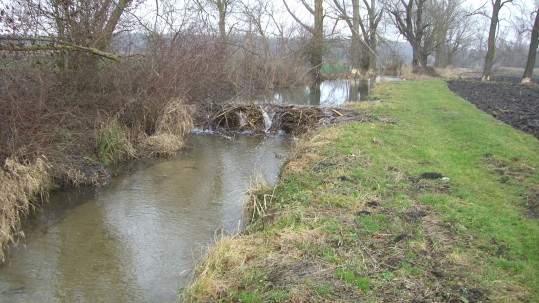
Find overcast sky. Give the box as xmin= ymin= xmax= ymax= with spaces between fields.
xmin=133 ymin=0 xmax=536 ymax=41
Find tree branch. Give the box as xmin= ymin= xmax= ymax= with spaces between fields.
xmin=0 ymin=36 xmax=120 ymax=61
xmin=283 ymin=0 xmax=314 ymax=33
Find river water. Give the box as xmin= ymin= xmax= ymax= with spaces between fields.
xmin=230 ymin=77 xmax=399 ymax=106
xmin=0 ymin=78 xmax=392 ymax=303
xmin=231 ymin=79 xmax=372 ymax=105
xmin=0 ymin=135 xmax=290 ymax=303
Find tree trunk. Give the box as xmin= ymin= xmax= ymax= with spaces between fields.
xmin=434 ymin=46 xmax=449 ymax=68
xmin=218 ymin=0 xmax=227 ymax=42
xmin=94 ymin=0 xmax=131 ymax=50
xmin=311 ymin=0 xmax=324 ymax=82
xmin=366 ymin=35 xmax=376 ymax=72
xmin=482 ymin=0 xmax=503 ymax=81
xmin=419 ymin=53 xmax=428 ymax=69
xmin=411 ymin=40 xmax=422 ymax=73
xmin=351 ymin=0 xmax=362 ymax=72
xmin=367 ymin=0 xmax=378 ymax=73
xmin=522 ymin=8 xmax=539 ymax=84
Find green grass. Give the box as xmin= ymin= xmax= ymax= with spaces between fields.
xmin=320 ymin=63 xmax=351 ymax=75
xmin=97 ymin=118 xmax=136 ymax=166
xmin=182 ymin=79 xmax=539 ymax=302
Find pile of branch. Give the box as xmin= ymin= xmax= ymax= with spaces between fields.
xmin=195 ymin=103 xmax=267 ymax=134
xmin=269 ymin=106 xmax=339 ymax=135
xmin=194 ymin=102 xmax=348 ymax=136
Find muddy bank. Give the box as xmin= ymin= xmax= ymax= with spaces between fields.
xmin=447 ymin=80 xmax=539 ymax=139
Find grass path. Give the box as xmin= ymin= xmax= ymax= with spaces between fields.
xmin=181 ymin=79 xmax=539 ymax=302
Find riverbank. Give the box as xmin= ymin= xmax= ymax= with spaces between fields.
xmin=181 ymin=79 xmax=539 ymax=302
xmin=0 ymin=89 xmax=193 ymax=263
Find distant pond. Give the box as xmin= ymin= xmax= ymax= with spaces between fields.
xmin=230 ymin=77 xmax=401 ymax=106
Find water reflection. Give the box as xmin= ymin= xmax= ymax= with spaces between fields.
xmin=231 ymin=77 xmax=402 ymax=106
xmin=0 ymin=135 xmax=290 ymax=303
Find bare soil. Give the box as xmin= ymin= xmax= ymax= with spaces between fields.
xmin=447 ymin=80 xmax=539 ymax=139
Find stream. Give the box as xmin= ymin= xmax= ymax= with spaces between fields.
xmin=0 ymin=78 xmax=389 ymax=303
xmin=0 ymin=135 xmax=290 ymax=303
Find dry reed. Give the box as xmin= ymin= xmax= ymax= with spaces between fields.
xmin=180 ymin=236 xmax=259 ymax=302
xmin=140 ymin=98 xmax=194 ymax=156
xmin=0 ymin=156 xmax=52 ymax=262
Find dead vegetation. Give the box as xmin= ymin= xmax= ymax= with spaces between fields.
xmin=0 ymin=36 xmax=208 ymax=261
xmin=0 ymin=157 xmax=52 ymax=262
xmin=139 ymin=98 xmax=194 ymax=157
xmin=194 ymin=102 xmax=362 ymax=136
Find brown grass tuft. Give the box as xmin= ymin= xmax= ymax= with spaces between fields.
xmin=181 ymin=236 xmax=260 ymax=302
xmin=154 ymin=98 xmax=194 ymax=137
xmin=139 ymin=98 xmax=193 ymax=157
xmin=139 ymin=133 xmax=185 ymax=157
xmin=244 ymin=178 xmax=275 ymax=224
xmin=0 ymin=156 xmax=52 ymax=262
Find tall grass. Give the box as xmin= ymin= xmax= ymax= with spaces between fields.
xmin=97 ymin=118 xmax=137 ymax=166
xmin=140 ymin=98 xmax=194 ymax=156
xmin=0 ymin=157 xmax=52 ymax=262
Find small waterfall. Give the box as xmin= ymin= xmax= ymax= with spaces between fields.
xmin=262 ymin=107 xmax=274 ymax=133
xmin=239 ymin=111 xmax=248 ymax=126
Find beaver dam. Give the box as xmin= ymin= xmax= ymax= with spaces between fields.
xmin=193 ymin=102 xmax=365 ymax=136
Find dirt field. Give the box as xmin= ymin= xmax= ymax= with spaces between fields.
xmin=447 ymin=80 xmax=539 ymax=139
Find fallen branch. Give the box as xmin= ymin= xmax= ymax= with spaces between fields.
xmin=0 ymin=36 xmax=120 ymax=61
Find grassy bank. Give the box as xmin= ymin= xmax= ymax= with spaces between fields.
xmin=181 ymin=79 xmax=539 ymax=302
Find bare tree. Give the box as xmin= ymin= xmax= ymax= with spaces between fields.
xmin=482 ymin=0 xmax=513 ymax=81
xmin=385 ymin=0 xmax=433 ymax=73
xmin=235 ymin=0 xmax=274 ymax=89
xmin=430 ymin=0 xmax=476 ymax=68
xmin=522 ymin=3 xmax=539 ymax=83
xmin=0 ymin=0 xmax=134 ymax=69
xmin=193 ymin=0 xmax=236 ymax=42
xmin=332 ymin=0 xmax=383 ymax=74
xmin=283 ymin=0 xmax=325 ymax=81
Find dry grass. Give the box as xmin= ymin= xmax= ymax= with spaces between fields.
xmin=243 ymin=178 xmax=275 ymax=225
xmin=435 ymin=66 xmax=482 ymax=79
xmin=181 ymin=236 xmax=261 ymax=302
xmin=154 ymin=98 xmax=194 ymax=137
xmin=280 ymin=126 xmax=344 ymax=177
xmin=139 ymin=98 xmax=193 ymax=157
xmin=139 ymin=133 xmax=185 ymax=157
xmin=0 ymin=156 xmax=52 ymax=262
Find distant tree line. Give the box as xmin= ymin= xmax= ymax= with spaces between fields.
xmin=0 ymin=0 xmax=538 ymax=83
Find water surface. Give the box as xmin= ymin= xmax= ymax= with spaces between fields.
xmin=0 ymin=135 xmax=290 ymax=303
xmin=230 ymin=77 xmax=399 ymax=106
